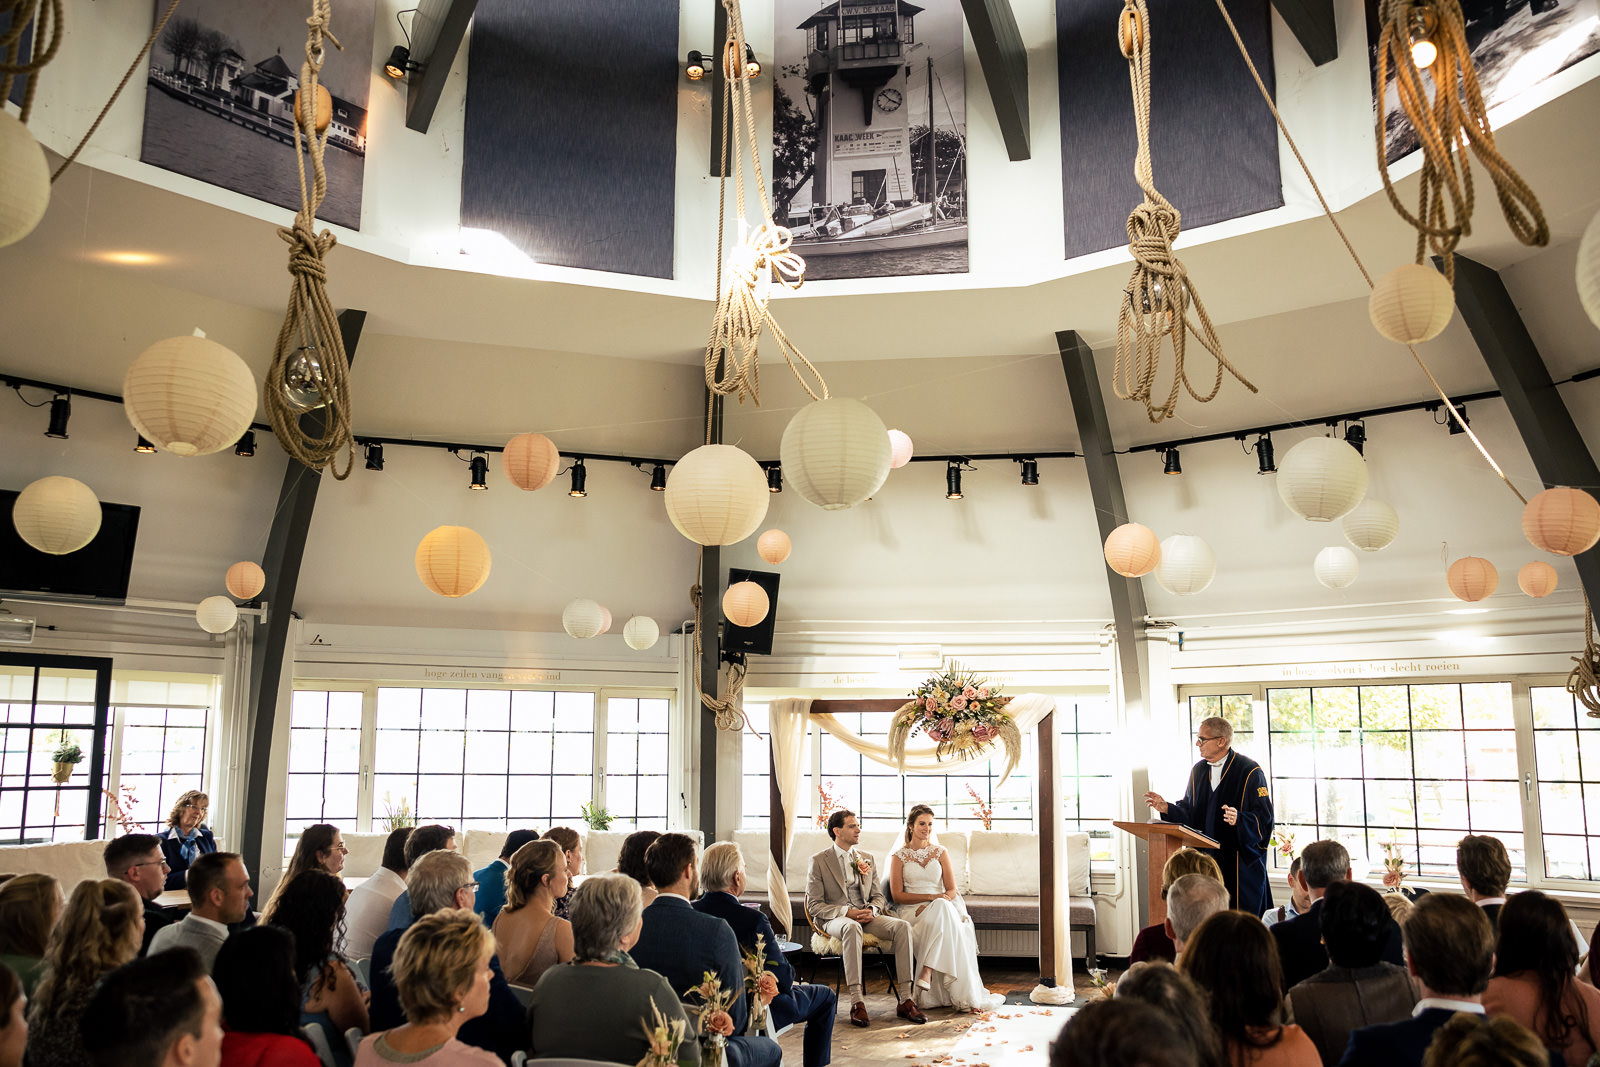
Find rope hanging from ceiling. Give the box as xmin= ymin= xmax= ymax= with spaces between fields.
xmin=264 ymin=0 xmax=355 ymax=480
xmin=0 ymin=0 xmax=61 ymax=124
xmin=691 ymin=570 xmax=749 ymax=733
xmin=1112 ymin=0 xmax=1257 ymax=425
xmin=1373 ymin=0 xmax=1547 ymax=283
xmin=1570 ymin=596 xmax=1600 ymax=717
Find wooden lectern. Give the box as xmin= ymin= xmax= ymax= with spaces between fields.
xmin=1113 ymin=821 xmax=1221 ymax=926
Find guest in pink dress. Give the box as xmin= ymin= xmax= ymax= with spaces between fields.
xmin=355 ymin=910 xmax=502 ymax=1066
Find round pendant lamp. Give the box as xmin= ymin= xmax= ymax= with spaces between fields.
xmin=1370 ymin=263 xmax=1455 ymax=344
xmin=623 ymin=616 xmax=660 ymax=650
xmin=1446 ymin=556 xmax=1498 ymax=602
xmin=780 ymin=398 xmax=892 ymax=510
xmin=757 ymin=529 xmax=792 ymax=565
xmin=196 ymin=596 xmax=239 ymax=634
xmin=1277 ymin=436 xmax=1368 ymax=522
xmin=887 ymin=429 xmax=914 ymax=469
xmin=1154 ymin=534 xmax=1216 ymax=596
xmin=503 ymin=433 xmax=561 ymax=491
xmin=663 ymin=444 xmax=769 ymax=546
xmin=415 ymin=525 xmax=492 ymax=598
xmin=1342 ymin=498 xmax=1400 ymax=552
xmin=562 ymin=598 xmax=606 ymax=639
xmin=225 ymin=561 xmax=266 ymax=600
xmin=1314 ymin=546 xmax=1360 ymax=589
xmin=723 ymin=581 xmax=770 ymax=627
xmin=1517 ymin=561 xmax=1558 ymax=598
xmin=1104 ymin=522 xmax=1162 ymax=578
xmin=1578 ymin=209 xmax=1600 ymax=332
xmin=0 ymin=111 xmax=49 ymax=249
xmin=1521 ymin=487 xmax=1600 ymax=556
xmin=12 ymin=476 xmax=101 ymax=555
xmin=124 ymin=335 xmax=258 ymax=457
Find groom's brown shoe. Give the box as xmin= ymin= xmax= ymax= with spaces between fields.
xmin=849 ymin=1002 xmax=870 ymax=1027
xmin=897 ymin=1000 xmax=928 ymax=1024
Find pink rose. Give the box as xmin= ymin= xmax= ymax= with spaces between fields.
xmin=951 ymin=695 xmax=968 ymax=711
xmin=978 ymin=687 xmax=990 ymax=699
xmin=923 ymin=695 xmax=937 ymax=711
xmin=926 ymin=726 xmax=946 ymax=741
xmin=963 ymin=686 xmax=978 ymax=699
xmin=971 ymin=722 xmax=994 ymax=742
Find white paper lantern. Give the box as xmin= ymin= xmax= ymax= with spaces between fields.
xmin=1341 ymin=498 xmax=1400 ymax=552
xmin=1277 ymin=436 xmax=1369 ymax=522
xmin=1314 ymin=546 xmax=1360 ymax=589
xmin=1154 ymin=534 xmax=1216 ymax=596
xmin=563 ymin=598 xmax=606 ymax=639
xmin=1370 ymin=263 xmax=1455 ymax=344
xmin=124 ymin=335 xmax=258 ymax=457
xmin=1104 ymin=522 xmax=1162 ymax=578
xmin=887 ymin=429 xmax=914 ymax=469
xmin=12 ymin=476 xmax=101 ymax=555
xmin=224 ymin=561 xmax=266 ymax=600
xmin=757 ymin=529 xmax=792 ymax=565
xmin=623 ymin=616 xmax=660 ymax=650
xmin=780 ymin=398 xmax=892 ymax=510
xmin=195 ymin=595 xmax=239 ymax=634
xmin=0 ymin=110 xmax=49 ymax=249
xmin=723 ymin=581 xmax=770 ymax=627
xmin=415 ymin=526 xmax=492 ymax=598
xmin=663 ymin=444 xmax=769 ymax=546
xmin=1578 ymin=209 xmax=1600 ymax=332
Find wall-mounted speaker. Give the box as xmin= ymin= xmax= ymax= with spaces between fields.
xmin=723 ymin=567 xmax=779 ymax=657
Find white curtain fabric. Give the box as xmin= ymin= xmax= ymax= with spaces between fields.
xmin=810 ymin=692 xmax=1055 ymax=784
xmin=766 ymin=697 xmax=811 ymax=936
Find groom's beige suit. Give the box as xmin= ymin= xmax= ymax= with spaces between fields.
xmin=804 ymin=843 xmax=914 ymax=996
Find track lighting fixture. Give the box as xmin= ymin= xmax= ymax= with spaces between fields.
xmin=1447 ymin=405 xmax=1469 ymax=435
xmin=469 ymin=452 xmax=489 ymax=490
xmin=946 ymin=461 xmax=963 ymax=500
xmin=384 ymin=45 xmax=418 ymax=79
xmin=1344 ymin=421 xmax=1366 ymax=455
xmin=685 ymin=49 xmax=706 ymax=80
xmin=687 ymin=43 xmax=759 ymax=82
xmin=234 ymin=431 xmax=257 ymax=457
xmin=1254 ymin=433 xmax=1275 ymax=475
xmin=1162 ymin=448 xmax=1182 ymax=475
xmin=649 ymin=463 xmax=667 ymax=491
xmin=741 ymin=43 xmax=760 ymax=78
xmin=1019 ymin=458 xmax=1039 ymax=486
xmin=134 ymin=435 xmax=157 ymax=454
xmin=569 ymin=458 xmax=588 ymax=498
xmin=44 ymin=393 xmax=70 ymax=439
xmin=364 ymin=442 xmax=384 ymax=471
xmin=767 ymin=465 xmax=783 ymax=493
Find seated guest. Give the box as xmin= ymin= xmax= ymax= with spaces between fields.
xmin=618 ymin=829 xmax=662 ymax=907
xmin=104 ymin=832 xmax=178 ymax=953
xmin=345 ymin=827 xmax=412 ymax=960
xmin=0 ymin=962 xmax=24 ymax=1067
xmin=262 ymin=824 xmax=348 ymax=922
xmin=1273 ymin=840 xmax=1403 ymax=990
xmin=0 ymin=873 xmax=59 ymax=995
xmin=80 ymin=947 xmax=224 ymax=1067
xmin=1287 ymin=881 xmax=1417 ymax=1067
xmin=1050 ymin=998 xmax=1199 ymax=1067
xmin=1264 ymin=857 xmax=1311 ymax=929
xmin=158 ymin=790 xmax=217 ymax=891
xmin=630 ymin=833 xmax=782 ymax=1067
xmin=212 ymin=926 xmax=320 ymax=1066
xmin=543 ymin=826 xmax=583 ymax=920
xmin=473 ymin=828 xmax=539 ymax=926
xmin=1165 ymin=873 xmax=1231 ymax=963
xmin=369 ymin=850 xmax=524 ymax=1061
xmin=1132 ymin=849 xmax=1224 ymax=965
xmin=267 ymin=869 xmax=369 ymax=1064
xmin=695 ymin=841 xmax=838 ymax=1067
xmin=527 ymin=873 xmax=698 ymax=1065
xmin=355 ymin=910 xmax=501 ymax=1066
xmin=1458 ymin=834 xmax=1512 ymax=930
xmin=27 ymin=879 xmax=144 ymax=1067
xmin=491 ymin=839 xmax=574 ymax=987
xmin=1483 ymin=890 xmax=1600 ymax=1066
xmin=149 ymin=852 xmax=254 ymax=971
xmin=1114 ymin=961 xmax=1225 ymax=1067
xmin=1183 ymin=911 xmax=1320 ymax=1066
xmin=385 ymin=824 xmax=458 ymax=933
xmin=1422 ymin=1013 xmax=1553 ymax=1067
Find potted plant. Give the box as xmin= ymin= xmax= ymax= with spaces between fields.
xmin=580 ymin=801 xmax=613 ymax=831
xmin=51 ymin=734 xmax=83 ymax=784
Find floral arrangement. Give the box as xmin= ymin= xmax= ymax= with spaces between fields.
xmin=1271 ymin=830 xmax=1296 ymax=863
xmin=635 ymin=997 xmax=687 ymax=1067
xmin=889 ymin=662 xmax=1021 ymax=779
xmin=1088 ymin=966 xmax=1115 ymax=1000
xmin=685 ymin=971 xmax=738 ymax=1066
xmin=102 ymin=783 xmax=140 ymax=835
xmin=815 ymin=780 xmax=845 ymax=829
xmin=966 ymin=783 xmax=993 ymax=830
xmin=1381 ymin=839 xmax=1407 ymax=890
xmin=380 ymin=792 xmax=415 ymax=833
xmin=581 ymin=801 xmax=614 ymax=830
xmin=741 ymin=935 xmax=779 ymax=1031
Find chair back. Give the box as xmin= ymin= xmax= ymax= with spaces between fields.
xmin=509 ymin=982 xmax=536 ymax=1007
xmin=344 ymin=1027 xmax=364 ymax=1059
xmin=510 ymin=1053 xmax=527 ymax=1067
xmin=352 ymin=957 xmax=371 ymax=985
xmin=301 ymin=1022 xmax=338 ymax=1067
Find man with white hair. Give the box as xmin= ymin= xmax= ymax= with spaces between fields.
xmin=1164 ymin=873 xmax=1231 ymax=962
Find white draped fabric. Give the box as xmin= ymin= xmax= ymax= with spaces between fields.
xmin=811 ymin=692 xmax=1054 ymax=785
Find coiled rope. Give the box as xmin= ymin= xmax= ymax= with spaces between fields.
xmin=1571 ymin=596 xmax=1600 ymax=717
xmin=1374 ymin=0 xmax=1547 ymax=283
xmin=691 ymin=570 xmax=749 ymax=732
xmin=1113 ymin=0 xmax=1257 ymax=424
xmin=264 ymin=0 xmax=355 ymax=480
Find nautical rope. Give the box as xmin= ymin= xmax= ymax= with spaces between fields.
xmin=1113 ymin=0 xmax=1257 ymax=424
xmin=1571 ymin=595 xmax=1600 ymax=717
xmin=690 ymin=561 xmax=754 ymax=734
xmin=264 ymin=0 xmax=355 ymax=480
xmin=1209 ymin=0 xmax=1527 ymax=506
xmin=0 ymin=0 xmax=61 ymax=124
xmin=1374 ymin=0 xmax=1547 ymax=283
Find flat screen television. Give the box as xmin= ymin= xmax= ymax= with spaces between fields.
xmin=0 ymin=490 xmax=140 ymax=601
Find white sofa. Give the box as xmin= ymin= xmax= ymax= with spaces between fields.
xmin=0 ymin=840 xmax=111 ymax=895
xmin=339 ymin=827 xmax=702 ymax=880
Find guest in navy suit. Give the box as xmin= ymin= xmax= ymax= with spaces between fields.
xmin=695 ymin=841 xmax=837 ymax=1067
xmin=1457 ymin=834 xmax=1512 ymax=931
xmin=630 ymin=834 xmax=782 ymax=1067
xmin=473 ymin=828 xmax=540 ymax=926
xmin=1271 ymin=840 xmax=1404 ymax=990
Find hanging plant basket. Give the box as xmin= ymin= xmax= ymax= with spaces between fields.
xmin=51 ymin=761 xmax=74 ymax=784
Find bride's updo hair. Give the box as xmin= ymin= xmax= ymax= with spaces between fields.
xmin=904 ymin=804 xmax=937 ymax=846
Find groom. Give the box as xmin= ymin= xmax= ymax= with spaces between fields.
xmin=805 ymin=810 xmax=926 ymax=1028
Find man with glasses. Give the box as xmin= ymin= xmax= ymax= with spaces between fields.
xmin=1143 ymin=715 xmax=1274 ymax=916
xmin=104 ymin=832 xmax=179 ymax=954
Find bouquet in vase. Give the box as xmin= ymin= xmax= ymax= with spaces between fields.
xmin=741 ymin=934 xmax=779 ymax=1031
xmin=889 ymin=662 xmax=1021 ymax=780
xmin=1271 ymin=830 xmax=1296 ymax=863
xmin=685 ymin=971 xmax=738 ymax=1067
xmin=635 ymin=997 xmax=687 ymax=1067
xmin=1381 ymin=839 xmax=1407 ymax=890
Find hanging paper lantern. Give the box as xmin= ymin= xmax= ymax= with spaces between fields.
xmin=597 ymin=606 xmax=613 ymax=636
xmin=1154 ymin=534 xmax=1216 ymax=596
xmin=663 ymin=444 xmax=769 ymax=546
xmin=887 ymin=429 xmax=914 ymax=469
xmin=1446 ymin=556 xmax=1498 ymax=602
xmin=12 ymin=476 xmax=101 ymax=555
xmin=1522 ymin=487 xmax=1600 ymax=556
xmin=562 ymin=598 xmax=606 ymax=639
xmin=780 ymin=398 xmax=892 ymax=511
xmin=195 ymin=596 xmax=239 ymax=634
xmin=623 ymin=616 xmax=660 ymax=650
xmin=0 ymin=110 xmax=49 ymax=249
xmin=503 ymin=432 xmax=561 ymax=491
xmin=124 ymin=335 xmax=258 ymax=457
xmin=1104 ymin=522 xmax=1162 ymax=578
xmin=723 ymin=581 xmax=770 ymax=627
xmin=1517 ymin=561 xmax=1558 ymax=599
xmin=414 ymin=525 xmax=492 ymax=598
xmin=1314 ymin=546 xmax=1360 ymax=589
xmin=1277 ymin=436 xmax=1369 ymax=522
xmin=1342 ymin=498 xmax=1400 ymax=552
xmin=224 ymin=561 xmax=266 ymax=600
xmin=1369 ymin=263 xmax=1455 ymax=344
xmin=757 ymin=529 xmax=792 ymax=565
xmin=1578 ymin=209 xmax=1600 ymax=332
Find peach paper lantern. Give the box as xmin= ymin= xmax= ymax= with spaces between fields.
xmin=195 ymin=596 xmax=239 ymax=634
xmin=12 ymin=476 xmax=101 ymax=555
xmin=623 ymin=616 xmax=660 ymax=650
xmin=757 ymin=529 xmax=792 ymax=565
xmin=887 ymin=429 xmax=914 ymax=469
xmin=1104 ymin=522 xmax=1161 ymax=578
xmin=1521 ymin=487 xmax=1600 ymax=556
xmin=1446 ymin=556 xmax=1498 ymax=602
xmin=124 ymin=334 xmax=257 ymax=457
xmin=415 ymin=525 xmax=492 ymax=598
xmin=1369 ymin=263 xmax=1455 ymax=344
xmin=1518 ymin=561 xmax=1558 ymax=598
xmin=723 ymin=581 xmax=770 ymax=627
xmin=663 ymin=444 xmax=769 ymax=546
xmin=597 ymin=606 xmax=613 ymax=636
xmin=503 ymin=433 xmax=561 ymax=491
xmin=225 ymin=561 xmax=266 ymax=600
xmin=562 ymin=599 xmax=606 ymax=639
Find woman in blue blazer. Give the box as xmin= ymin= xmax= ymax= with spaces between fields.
xmin=159 ymin=790 xmax=217 ymax=890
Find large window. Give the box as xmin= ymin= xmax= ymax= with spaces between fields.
xmin=0 ymin=661 xmax=106 ymax=843
xmin=1533 ymin=685 xmax=1600 ymax=880
xmin=106 ymin=673 xmax=213 ymax=834
xmin=288 ymin=689 xmax=363 ymax=832
xmin=604 ymin=696 xmax=670 ymax=831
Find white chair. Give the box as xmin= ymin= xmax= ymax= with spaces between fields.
xmin=301 ymin=1023 xmax=338 ymax=1067
xmin=510 ymin=1054 xmax=526 ymax=1067
xmin=345 ymin=1028 xmax=364 ymax=1059
xmin=352 ymin=957 xmax=371 ymax=986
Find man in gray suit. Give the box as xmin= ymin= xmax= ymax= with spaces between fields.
xmin=805 ymin=810 xmax=924 ymax=1028
xmin=148 ymin=851 xmax=253 ymax=971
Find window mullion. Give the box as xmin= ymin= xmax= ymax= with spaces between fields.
xmin=593 ymin=690 xmax=609 ymax=813
xmin=357 ymin=684 xmax=378 ymax=832
xmin=1512 ymin=680 xmax=1547 ymax=887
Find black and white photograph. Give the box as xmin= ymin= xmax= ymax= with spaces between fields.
xmin=773 ymin=0 xmax=968 ymax=281
xmin=139 ymin=0 xmax=374 ymax=230
xmin=1372 ymin=0 xmax=1600 ymax=162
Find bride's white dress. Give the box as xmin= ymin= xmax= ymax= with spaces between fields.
xmin=892 ymin=844 xmax=1005 ymax=1011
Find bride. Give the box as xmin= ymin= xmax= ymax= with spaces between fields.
xmin=888 ymin=804 xmax=1005 ymax=1012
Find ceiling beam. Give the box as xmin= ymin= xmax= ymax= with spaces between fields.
xmin=1268 ymin=0 xmax=1338 ymax=66
xmin=960 ymin=0 xmax=1031 ymax=160
xmin=405 ymin=0 xmax=479 ymax=134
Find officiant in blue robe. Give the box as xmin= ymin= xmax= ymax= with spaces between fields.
xmin=1143 ymin=715 xmax=1273 ymax=916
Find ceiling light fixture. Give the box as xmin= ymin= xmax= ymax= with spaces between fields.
xmin=685 ymin=49 xmax=706 ymax=80
xmin=364 ymin=442 xmax=384 ymax=471
xmin=134 ymin=435 xmax=157 ymax=454
xmin=742 ymin=43 xmax=761 ymax=78
xmin=234 ymin=431 xmax=257 ymax=457
xmin=766 ymin=465 xmax=782 ymax=493
xmin=1162 ymin=447 xmax=1182 ymax=475
xmin=1408 ymin=7 xmax=1438 ymax=67
xmin=1344 ymin=421 xmax=1366 ymax=455
xmin=469 ymin=452 xmax=489 ymax=490
xmin=44 ymin=393 xmax=70 ymax=439
xmin=1250 ymin=433 xmax=1275 ymax=474
xmin=569 ymin=458 xmax=588 ymax=498
xmin=1019 ymin=458 xmax=1039 ymax=486
xmin=946 ymin=461 xmax=963 ymax=500
xmin=384 ymin=45 xmax=417 ymax=79
xmin=649 ymin=463 xmax=667 ymax=491
xmin=1443 ymin=404 xmax=1469 ymax=435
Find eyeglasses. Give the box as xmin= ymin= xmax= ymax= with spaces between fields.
xmin=459 ymin=882 xmax=479 ymax=892
xmin=129 ymin=859 xmax=170 ymax=870
xmin=329 ymin=843 xmax=349 ymax=854
xmin=1195 ymin=735 xmax=1223 ymax=745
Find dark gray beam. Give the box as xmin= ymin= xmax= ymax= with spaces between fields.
xmin=959 ymin=0 xmax=1030 ymax=160
xmin=239 ymin=310 xmax=366 ymax=887
xmin=405 ymin=0 xmax=479 ymax=133
xmin=698 ymin=382 xmax=724 ymax=834
xmin=1269 ymin=0 xmax=1338 ymax=66
xmin=710 ymin=1 xmax=729 ymax=176
xmin=1449 ymin=256 xmax=1600 ymax=606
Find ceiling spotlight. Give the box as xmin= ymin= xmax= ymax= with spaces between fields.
xmin=649 ymin=463 xmax=667 ymax=491
xmin=686 ymin=49 xmax=706 ymax=80
xmin=1019 ymin=458 xmax=1039 ymax=486
xmin=1162 ymin=448 xmax=1182 ymax=475
xmin=134 ymin=435 xmax=157 ymax=454
xmin=234 ymin=430 xmax=257 ymax=457
xmin=1447 ymin=405 xmax=1469 ymax=435
xmin=766 ymin=465 xmax=782 ymax=493
xmin=384 ymin=44 xmax=414 ymax=79
xmin=1344 ymin=422 xmax=1366 ymax=455
xmin=1254 ymin=434 xmax=1276 ymax=475
xmin=945 ymin=461 xmax=963 ymax=500
xmin=44 ymin=393 xmax=70 ymax=439
xmin=469 ymin=452 xmax=489 ymax=490
xmin=743 ymin=43 xmax=761 ymax=78
xmin=569 ymin=458 xmax=588 ymax=498
xmin=364 ymin=442 xmax=384 ymax=471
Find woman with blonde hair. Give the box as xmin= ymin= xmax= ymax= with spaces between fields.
xmin=0 ymin=873 xmax=59 ymax=995
xmin=26 ymin=879 xmax=143 ymax=1067
xmin=1131 ymin=849 xmax=1225 ymax=965
xmin=262 ymin=823 xmax=348 ymax=922
xmin=491 ymin=839 xmax=575 ymax=987
xmin=158 ymin=788 xmax=216 ymax=889
xmin=355 ymin=910 xmax=501 ymax=1065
